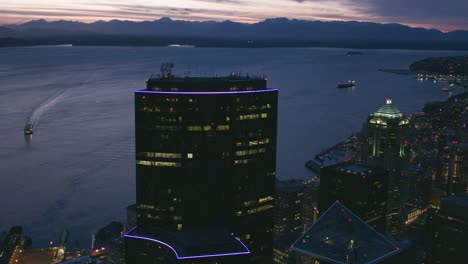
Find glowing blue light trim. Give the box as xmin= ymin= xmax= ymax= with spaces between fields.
xmin=135 ymin=89 xmax=278 ymax=95
xmin=124 ymin=226 xmax=250 ymax=260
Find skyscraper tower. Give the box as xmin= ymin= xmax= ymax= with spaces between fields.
xmin=359 ymin=99 xmax=410 ymax=235
xmin=125 ymin=66 xmax=278 ymax=263
xmin=319 ymin=163 xmax=388 ymax=232
xmin=363 ymin=98 xmax=409 ymax=165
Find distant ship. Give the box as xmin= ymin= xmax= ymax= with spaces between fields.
xmin=346 ymin=51 xmax=364 ymax=56
xmin=441 ymin=85 xmax=454 ymax=92
xmin=168 ymin=44 xmax=195 ymax=48
xmin=337 ymin=80 xmax=356 ymax=89
xmin=24 ymin=123 xmax=33 ymax=135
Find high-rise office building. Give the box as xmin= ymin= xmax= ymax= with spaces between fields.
xmin=125 ymin=65 xmax=278 ymax=263
xmin=427 ymin=194 xmax=468 ymax=263
xmin=438 ymin=141 xmax=467 ymax=195
xmin=359 ymin=99 xmax=410 ymax=235
xmin=319 ymin=163 xmax=388 ymax=232
xmin=274 ymin=179 xmax=305 ymax=236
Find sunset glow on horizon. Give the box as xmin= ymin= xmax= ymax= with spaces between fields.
xmin=1 ymin=0 xmax=467 ymax=31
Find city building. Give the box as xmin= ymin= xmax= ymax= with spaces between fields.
xmin=291 ymin=201 xmax=407 ymax=264
xmin=400 ymin=163 xmax=431 ymax=226
xmin=126 ymin=65 xmax=278 ymax=263
xmin=319 ymin=163 xmax=388 ymax=232
xmin=302 ymin=177 xmax=320 ymax=229
xmin=272 ymin=232 xmax=302 ymax=264
xmin=361 ymin=99 xmax=409 ymax=165
xmin=438 ymin=141 xmax=467 ymax=195
xmin=274 ymin=179 xmax=305 ymax=235
xmin=426 ymin=194 xmax=468 ymax=263
xmin=359 ymin=99 xmax=410 ymax=235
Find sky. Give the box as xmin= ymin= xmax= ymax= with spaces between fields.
xmin=1 ymin=0 xmax=468 ymax=31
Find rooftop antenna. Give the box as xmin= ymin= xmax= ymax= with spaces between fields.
xmin=161 ymin=62 xmax=174 ymax=79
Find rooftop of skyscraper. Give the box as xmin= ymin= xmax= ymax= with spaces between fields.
xmin=372 ymin=99 xmax=404 ymax=119
xmin=124 ymin=226 xmax=250 ymax=260
xmin=291 ymin=201 xmax=400 ymax=264
xmin=325 ymin=162 xmax=385 ymax=176
xmin=143 ymin=63 xmax=271 ymax=92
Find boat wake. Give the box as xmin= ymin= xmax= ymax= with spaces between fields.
xmin=25 ymin=73 xmax=97 ymax=132
xmin=26 ymin=89 xmax=67 ymax=130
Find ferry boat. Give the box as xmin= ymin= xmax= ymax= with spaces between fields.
xmin=24 ymin=123 xmax=33 ymax=135
xmin=337 ymin=80 xmax=356 ymax=89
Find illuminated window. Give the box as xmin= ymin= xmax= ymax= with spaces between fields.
xmin=153 ymin=125 xmax=180 ymax=131
xmin=136 ymin=160 xmax=181 ymax=167
xmin=187 ymin=153 xmax=193 ymax=159
xmin=236 ymin=138 xmax=270 ymax=147
xmin=187 ymin=126 xmax=203 ymax=131
xmin=203 ymin=126 xmax=212 ymax=131
xmin=235 ymin=148 xmax=267 ymax=156
xmin=259 ymin=196 xmax=274 ymax=203
xmin=216 ymin=125 xmax=230 ymax=131
xmin=235 ymin=159 xmax=249 ymax=165
xmin=139 ymin=152 xmax=182 ymax=159
xmin=247 ymin=205 xmax=274 ymax=214
xmin=237 ymin=114 xmax=259 ymax=120
xmin=138 ymin=204 xmax=155 ymax=209
xmin=261 ymin=113 xmax=268 ymax=118
xmin=177 ymin=224 xmax=183 ymax=230
xmin=244 ymin=200 xmax=255 ymax=207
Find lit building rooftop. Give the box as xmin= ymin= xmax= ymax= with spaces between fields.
xmin=291 ymin=201 xmax=400 ymax=264
xmin=124 ymin=226 xmax=250 ymax=260
xmin=372 ymin=99 xmax=403 ymax=119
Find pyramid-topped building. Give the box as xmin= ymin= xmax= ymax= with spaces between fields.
xmin=291 ymin=201 xmax=400 ymax=264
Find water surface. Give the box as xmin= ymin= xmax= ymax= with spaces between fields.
xmin=0 ymin=46 xmax=465 ymax=246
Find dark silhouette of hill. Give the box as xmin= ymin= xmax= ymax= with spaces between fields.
xmin=1 ymin=17 xmax=468 ymax=49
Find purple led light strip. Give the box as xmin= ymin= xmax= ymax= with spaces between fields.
xmin=135 ymin=89 xmax=278 ymax=95
xmin=124 ymin=226 xmax=250 ymax=260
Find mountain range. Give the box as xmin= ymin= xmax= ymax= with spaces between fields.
xmin=2 ymin=17 xmax=468 ymax=49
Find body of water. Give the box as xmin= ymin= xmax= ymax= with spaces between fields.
xmin=0 ymin=46 xmax=466 ymax=246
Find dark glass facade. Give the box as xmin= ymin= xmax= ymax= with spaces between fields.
xmin=319 ymin=163 xmax=388 ymax=232
xmin=129 ymin=76 xmax=278 ymax=263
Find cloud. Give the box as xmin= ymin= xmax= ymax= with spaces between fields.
xmin=348 ymin=0 xmax=468 ymax=31
xmin=0 ymin=0 xmax=467 ymax=31
xmin=289 ymin=0 xmax=468 ymax=30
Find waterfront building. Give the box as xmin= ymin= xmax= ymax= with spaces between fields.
xmin=126 ymin=66 xmax=278 ymax=263
xmin=319 ymin=163 xmax=388 ymax=232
